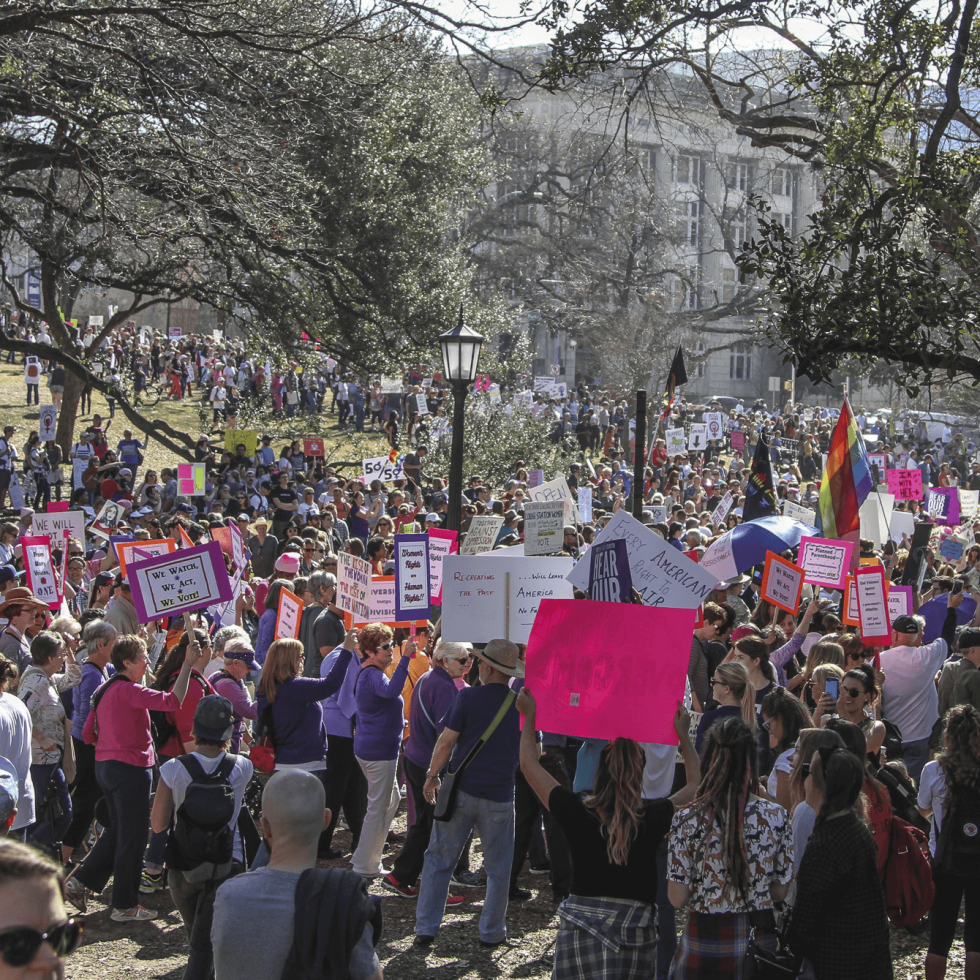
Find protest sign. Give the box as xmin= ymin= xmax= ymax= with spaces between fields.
xmin=275 ymin=586 xmax=303 ymax=639
xmin=887 ymin=468 xmax=923 ymax=501
xmin=427 ymin=528 xmax=457 ymax=603
xmin=442 ymin=555 xmax=574 ymax=644
xmin=868 ymin=453 xmax=887 ymax=480
xmin=528 ymin=469 xmax=544 ymax=489
xmin=24 ymin=357 xmax=40 ymax=385
xmin=887 ymin=584 xmax=914 ymax=622
xmin=415 ymin=393 xmax=429 ymax=416
xmin=730 ymin=431 xmax=746 ymax=453
xmin=89 ymin=499 xmax=126 ymax=539
xmin=336 ymin=552 xmax=371 ymax=620
xmin=528 ymin=475 xmax=579 ymax=524
xmin=666 ymin=428 xmax=686 ymax=455
xmin=567 ymin=510 xmax=720 ymax=609
xmin=855 ymin=564 xmax=891 ymax=645
xmin=587 ymin=539 xmax=633 ymax=602
xmin=939 ymin=534 xmax=967 ymax=563
xmin=902 ymin=521 xmax=934 ymax=590
xmin=223 ymin=430 xmax=258 ymax=456
xmin=21 ymin=536 xmax=59 ymax=609
xmin=31 ymin=509 xmax=86 ymax=547
xmin=783 ymin=500 xmax=816 ymax=525
xmin=889 ymin=510 xmax=915 ymax=543
xmin=928 ymin=487 xmax=960 ymax=526
xmin=577 ymin=486 xmax=593 ymax=524
xmin=303 ymin=438 xmax=324 ymax=457
xmin=526 ymin=599 xmax=694 ymax=744
xmin=798 ymin=536 xmax=855 ymax=589
xmin=394 ymin=534 xmax=431 ymax=620
xmin=379 ymin=376 xmax=402 ymax=394
xmin=688 ymin=424 xmax=708 ymax=452
xmin=649 ymin=505 xmax=668 ymax=525
xmin=38 ymin=406 xmax=57 ymax=442
xmin=347 ymin=576 xmax=428 ymax=628
xmin=704 ymin=412 xmax=724 ymax=442
xmin=533 ymin=377 xmax=567 ymax=399
xmin=361 ymin=456 xmax=404 ymax=482
xmin=127 ymin=541 xmax=232 ymax=622
xmin=712 ymin=491 xmax=735 ymax=525
xmin=859 ymin=491 xmax=895 ymax=549
xmin=523 ymin=500 xmax=566 ymax=556
xmin=676 ymin=711 xmax=703 ymax=762
xmin=842 ymin=576 xmax=860 ymax=626
xmin=168 ymin=325 xmax=182 ymax=340
xmin=761 ymin=551 xmax=805 ymax=615
xmin=960 ymin=489 xmax=980 ymax=521
xmin=459 ymin=515 xmax=503 ymax=555
xmin=178 ymin=463 xmax=206 ymax=496
xmin=115 ymin=538 xmax=175 ymax=579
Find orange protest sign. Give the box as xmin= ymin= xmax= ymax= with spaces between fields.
xmin=275 ymin=586 xmax=303 ymax=639
xmin=760 ymin=550 xmax=805 ymax=615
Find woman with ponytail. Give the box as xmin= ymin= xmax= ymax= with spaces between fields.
xmin=788 ymin=746 xmax=892 ymax=979
xmin=918 ymin=704 xmax=980 ymax=980
xmin=667 ymin=717 xmax=794 ymax=978
xmin=695 ymin=662 xmax=756 ymax=753
xmin=516 ymin=689 xmax=700 ymax=980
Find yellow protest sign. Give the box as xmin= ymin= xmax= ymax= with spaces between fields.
xmin=225 ymin=430 xmax=258 ymax=456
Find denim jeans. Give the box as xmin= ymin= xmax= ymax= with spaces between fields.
xmin=169 ymin=861 xmax=243 ymax=980
xmin=415 ymin=789 xmax=515 ymax=943
xmin=27 ymin=762 xmax=72 ymax=847
xmin=351 ymin=757 xmax=399 ymax=877
xmin=902 ymin=737 xmax=931 ymax=784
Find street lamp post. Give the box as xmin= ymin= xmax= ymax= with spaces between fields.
xmin=439 ymin=306 xmax=484 ymax=536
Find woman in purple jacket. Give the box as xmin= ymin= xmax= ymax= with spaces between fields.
xmin=350 ymin=623 xmax=416 ymax=878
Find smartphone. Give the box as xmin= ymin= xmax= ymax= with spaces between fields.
xmin=825 ymin=677 xmax=839 ymax=701
xmin=953 ymin=581 xmax=964 ymax=595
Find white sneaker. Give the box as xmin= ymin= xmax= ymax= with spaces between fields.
xmin=110 ymin=906 xmax=157 ymax=922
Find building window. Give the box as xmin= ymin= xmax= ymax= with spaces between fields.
xmin=679 ymin=201 xmax=700 ymax=248
xmin=634 ymin=146 xmax=655 ymax=173
xmin=772 ymin=167 xmax=793 ymax=198
xmin=676 ymin=154 xmax=700 ymax=186
xmin=693 ymin=340 xmax=706 ymax=378
xmin=727 ymin=161 xmax=750 ymax=192
xmin=774 ymin=211 xmax=793 ymax=234
xmin=673 ymin=266 xmax=699 ymax=310
xmin=730 ymin=344 xmax=752 ymax=380
xmin=722 ymin=267 xmax=737 ymax=303
xmin=729 ymin=212 xmax=750 ymax=250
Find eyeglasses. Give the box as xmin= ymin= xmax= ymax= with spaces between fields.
xmin=0 ymin=920 xmax=83 ymax=966
xmin=841 ymin=685 xmax=864 ymax=699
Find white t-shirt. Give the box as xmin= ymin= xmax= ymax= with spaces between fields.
xmin=0 ymin=693 xmax=35 ymax=830
xmin=766 ymin=747 xmax=795 ymax=800
xmin=879 ymin=638 xmax=949 ymax=742
xmin=159 ymin=751 xmax=253 ymax=863
xmin=210 ymin=386 xmax=227 ymax=406
xmin=917 ymin=759 xmax=947 ymax=857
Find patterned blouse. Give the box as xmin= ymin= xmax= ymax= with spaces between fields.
xmin=668 ymin=796 xmax=794 ymax=913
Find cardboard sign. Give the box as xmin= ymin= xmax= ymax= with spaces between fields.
xmin=959 ymin=489 xmax=980 ymax=521
xmin=855 ymin=564 xmax=891 ymax=645
xmin=31 ymin=509 xmax=87 ymax=548
xmin=761 ymin=550 xmax=805 ymax=615
xmin=426 ymin=528 xmax=457 ymax=604
xmin=939 ymin=535 xmax=967 ymax=563
xmin=303 ymin=438 xmax=324 ymax=457
xmin=784 ymin=500 xmax=816 ymax=525
xmin=394 ymin=534 xmax=431 ymax=620
xmin=524 ymin=500 xmax=566 ymax=556
xmin=362 ymin=456 xmax=404 ymax=482
xmin=587 ymin=539 xmax=633 ymax=602
xmin=442 ymin=555 xmax=574 ymax=644
xmin=578 ymin=486 xmax=593 ymax=524
xmin=859 ymin=491 xmax=896 ymax=549
xmin=525 ymin=599 xmax=695 ymax=744
xmin=224 ymin=430 xmax=258 ymax=456
xmin=24 ymin=357 xmax=40 ymax=384
xmin=275 ymin=586 xmax=303 ymax=639
xmin=688 ymin=423 xmax=708 ymax=451
xmin=347 ymin=576 xmax=427 ymax=628
xmin=38 ymin=406 xmax=57 ymax=442
xmin=713 ymin=491 xmax=735 ymax=525
xmin=127 ymin=541 xmax=233 ymax=622
xmin=928 ymin=488 xmax=960 ymax=526
xmin=115 ymin=538 xmax=175 ymax=580
xmin=178 ymin=463 xmax=206 ymax=496
xmin=528 ymin=476 xmax=578 ymax=524
xmin=704 ymin=412 xmax=724 ymax=442
xmin=567 ymin=510 xmax=720 ymax=609
xmin=730 ymin=431 xmax=746 ymax=453
xmin=666 ymin=428 xmax=686 ymax=455
xmin=887 ymin=584 xmax=914 ymax=621
xmin=887 ymin=468 xmax=923 ymax=501
xmin=21 ymin=535 xmax=59 ymax=609
xmin=842 ymin=575 xmax=860 ymax=626
xmin=798 ymin=536 xmax=855 ymax=589
xmin=336 ymin=551 xmax=371 ymax=620
xmin=459 ymin=515 xmax=504 ymax=555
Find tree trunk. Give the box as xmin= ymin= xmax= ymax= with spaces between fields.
xmin=56 ymin=369 xmax=84 ymax=461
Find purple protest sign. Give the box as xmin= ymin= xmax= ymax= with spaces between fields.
xmin=393 ymin=533 xmax=431 ymax=621
xmin=927 ymin=487 xmax=960 ymax=526
xmin=587 ymin=538 xmax=633 ymax=603
xmin=127 ymin=541 xmax=233 ymax=623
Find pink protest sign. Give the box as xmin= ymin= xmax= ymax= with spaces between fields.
xmin=887 ymin=468 xmax=922 ymax=501
xmin=46 ymin=502 xmax=69 ymax=513
xmin=730 ymin=431 xmax=745 ymax=452
xmin=798 ymin=536 xmax=855 ymax=589
xmin=525 ymin=599 xmax=695 ymax=744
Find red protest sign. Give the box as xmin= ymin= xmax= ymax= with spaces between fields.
xmin=304 ymin=439 xmax=325 ymax=457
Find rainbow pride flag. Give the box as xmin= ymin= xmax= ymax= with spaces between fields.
xmin=815 ymin=398 xmax=874 ymax=539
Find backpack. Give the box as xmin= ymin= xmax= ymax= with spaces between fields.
xmin=165 ymin=754 xmax=237 ymax=883
xmin=934 ymin=782 xmax=980 ymax=879
xmin=883 ymin=817 xmax=935 ymax=927
xmin=89 ymin=674 xmax=133 ymax=743
xmin=149 ymin=672 xmax=211 ymax=752
xmin=876 ymin=762 xmax=930 ymax=834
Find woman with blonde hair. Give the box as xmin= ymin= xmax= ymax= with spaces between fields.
xmin=517 ymin=690 xmax=700 ymax=980
xmin=811 ymin=663 xmax=845 ymax=726
xmin=695 ymin=662 xmax=755 ymax=753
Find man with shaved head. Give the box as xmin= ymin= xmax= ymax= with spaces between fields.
xmin=211 ymin=770 xmax=383 ymax=980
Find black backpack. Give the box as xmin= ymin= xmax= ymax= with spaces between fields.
xmin=149 ymin=673 xmax=210 ymax=751
xmin=935 ymin=782 xmax=980 ymax=879
xmin=165 ymin=754 xmax=237 ymax=883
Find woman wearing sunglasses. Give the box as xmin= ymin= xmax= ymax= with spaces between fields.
xmin=834 ymin=664 xmax=886 ymax=765
xmin=0 ymin=839 xmax=83 ymax=978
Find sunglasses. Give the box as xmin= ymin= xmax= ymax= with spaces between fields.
xmin=841 ymin=685 xmax=864 ymax=699
xmin=845 ymin=652 xmax=865 ymax=661
xmin=379 ymin=642 xmax=393 ymax=650
xmin=303 ymin=547 xmax=314 ymax=552
xmin=0 ymin=920 xmax=83 ymax=966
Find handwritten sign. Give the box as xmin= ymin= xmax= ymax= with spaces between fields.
xmin=587 ymin=539 xmax=633 ymax=603
xmin=346 ymin=576 xmax=428 ymax=628
xmin=275 ymin=586 xmax=303 ymax=639
xmin=336 ymin=551 xmax=371 ymax=620
xmin=526 ymin=600 xmax=695 ymax=744
xmin=855 ymin=563 xmax=891 ymax=645
xmin=394 ymin=534 xmax=431 ymax=620
xmin=939 ymin=535 xmax=967 ymax=563
xmin=426 ymin=528 xmax=457 ymax=604
xmin=115 ymin=538 xmax=175 ymax=580
xmin=459 ymin=515 xmax=504 ymax=555
xmin=361 ymin=456 xmax=404 ymax=482
xmin=178 ymin=463 xmax=206 ymax=496
xmin=798 ymin=536 xmax=855 ymax=590
xmin=713 ymin=491 xmax=735 ymax=525
xmin=761 ymin=551 xmax=805 ymax=615
xmin=442 ymin=555 xmax=574 ymax=644
xmin=21 ymin=536 xmax=59 ymax=609
xmin=959 ymin=489 xmax=980 ymax=521
xmin=578 ymin=486 xmax=593 ymax=524
xmin=688 ymin=423 xmax=708 ymax=452
xmin=524 ymin=500 xmax=566 ymax=556
xmin=127 ymin=541 xmax=233 ymax=622
xmin=528 ymin=476 xmax=578 ymax=524
xmin=224 ymin=430 xmax=258 ymax=457
xmin=666 ymin=428 xmax=686 ymax=456
xmin=784 ymin=500 xmax=816 ymax=525
xmin=887 ymin=468 xmax=923 ymax=501
xmin=38 ymin=406 xmax=57 ymax=443
xmin=567 ymin=510 xmax=720 ymax=610
xmin=32 ymin=509 xmax=87 ymax=548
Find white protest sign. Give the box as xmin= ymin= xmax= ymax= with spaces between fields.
xmin=460 ymin=515 xmax=504 ymax=555
xmin=649 ymin=505 xmax=668 ymax=525
xmin=21 ymin=536 xmax=59 ymax=608
xmin=442 ymin=555 xmax=574 ymax=644
xmin=524 ymin=500 xmax=567 ymax=556
xmin=24 ymin=357 xmax=41 ymax=385
xmin=379 ymin=376 xmax=402 ymax=394
xmin=533 ymin=377 xmax=568 ymax=399
xmin=712 ymin=491 xmax=734 ymax=525
xmin=704 ymin=413 xmax=724 ymax=442
xmin=415 ymin=393 xmax=429 ymax=416
xmin=528 ymin=475 xmax=579 ymax=525
xmin=666 ymin=428 xmax=686 ymax=455
xmin=480 ymin=543 xmax=526 ymax=557
xmin=275 ymin=587 xmax=303 ymax=639
xmin=31 ymin=509 xmax=87 ymax=547
xmin=336 ymin=552 xmax=371 ymax=619
xmin=960 ymin=489 xmax=980 ymax=521
xmin=859 ymin=491 xmax=895 ymax=549
xmin=783 ymin=500 xmax=816 ymax=525
xmin=361 ymin=456 xmax=404 ymax=482
xmin=427 ymin=529 xmax=457 ymax=603
xmin=855 ymin=566 xmax=890 ymax=644
xmin=38 ymin=406 xmax=57 ymax=442
xmin=566 ymin=510 xmax=720 ymax=609
xmin=688 ymin=424 xmax=708 ymax=452
xmin=577 ymin=486 xmax=593 ymax=524
xmin=889 ymin=510 xmax=915 ymax=543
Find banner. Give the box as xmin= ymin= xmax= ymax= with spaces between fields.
xmin=523 ymin=500 xmax=566 ymax=556
xmin=587 ymin=539 xmax=633 ymax=602
xmin=426 ymin=528 xmax=457 ymax=603
xmin=38 ymin=406 xmax=57 ymax=442
xmin=526 ymin=600 xmax=694 ymax=744
xmin=362 ymin=456 xmax=404 ymax=482
xmin=115 ymin=538 xmax=175 ymax=580
xmin=798 ymin=536 xmax=855 ymax=590
xmin=761 ymin=551 xmax=805 ymax=615
xmin=886 ymin=468 xmax=922 ymax=501
xmin=21 ymin=535 xmax=59 ymax=609
xmin=275 ymin=586 xmax=303 ymax=639
xmin=127 ymin=541 xmax=233 ymax=622
xmin=459 ymin=515 xmax=503 ymax=555
xmin=855 ymin=564 xmax=891 ymax=645
xmin=393 ymin=534 xmax=431 ymax=621
xmin=442 ymin=555 xmax=574 ymax=644
xmin=336 ymin=552 xmax=371 ymax=620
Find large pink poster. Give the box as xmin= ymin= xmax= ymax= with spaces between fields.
xmin=525 ymin=599 xmax=695 ymax=745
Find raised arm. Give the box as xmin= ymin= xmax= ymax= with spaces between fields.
xmin=516 ymin=689 xmax=559 ymax=810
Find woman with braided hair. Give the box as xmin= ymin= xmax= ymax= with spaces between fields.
xmin=666 ymin=717 xmax=793 ymax=978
